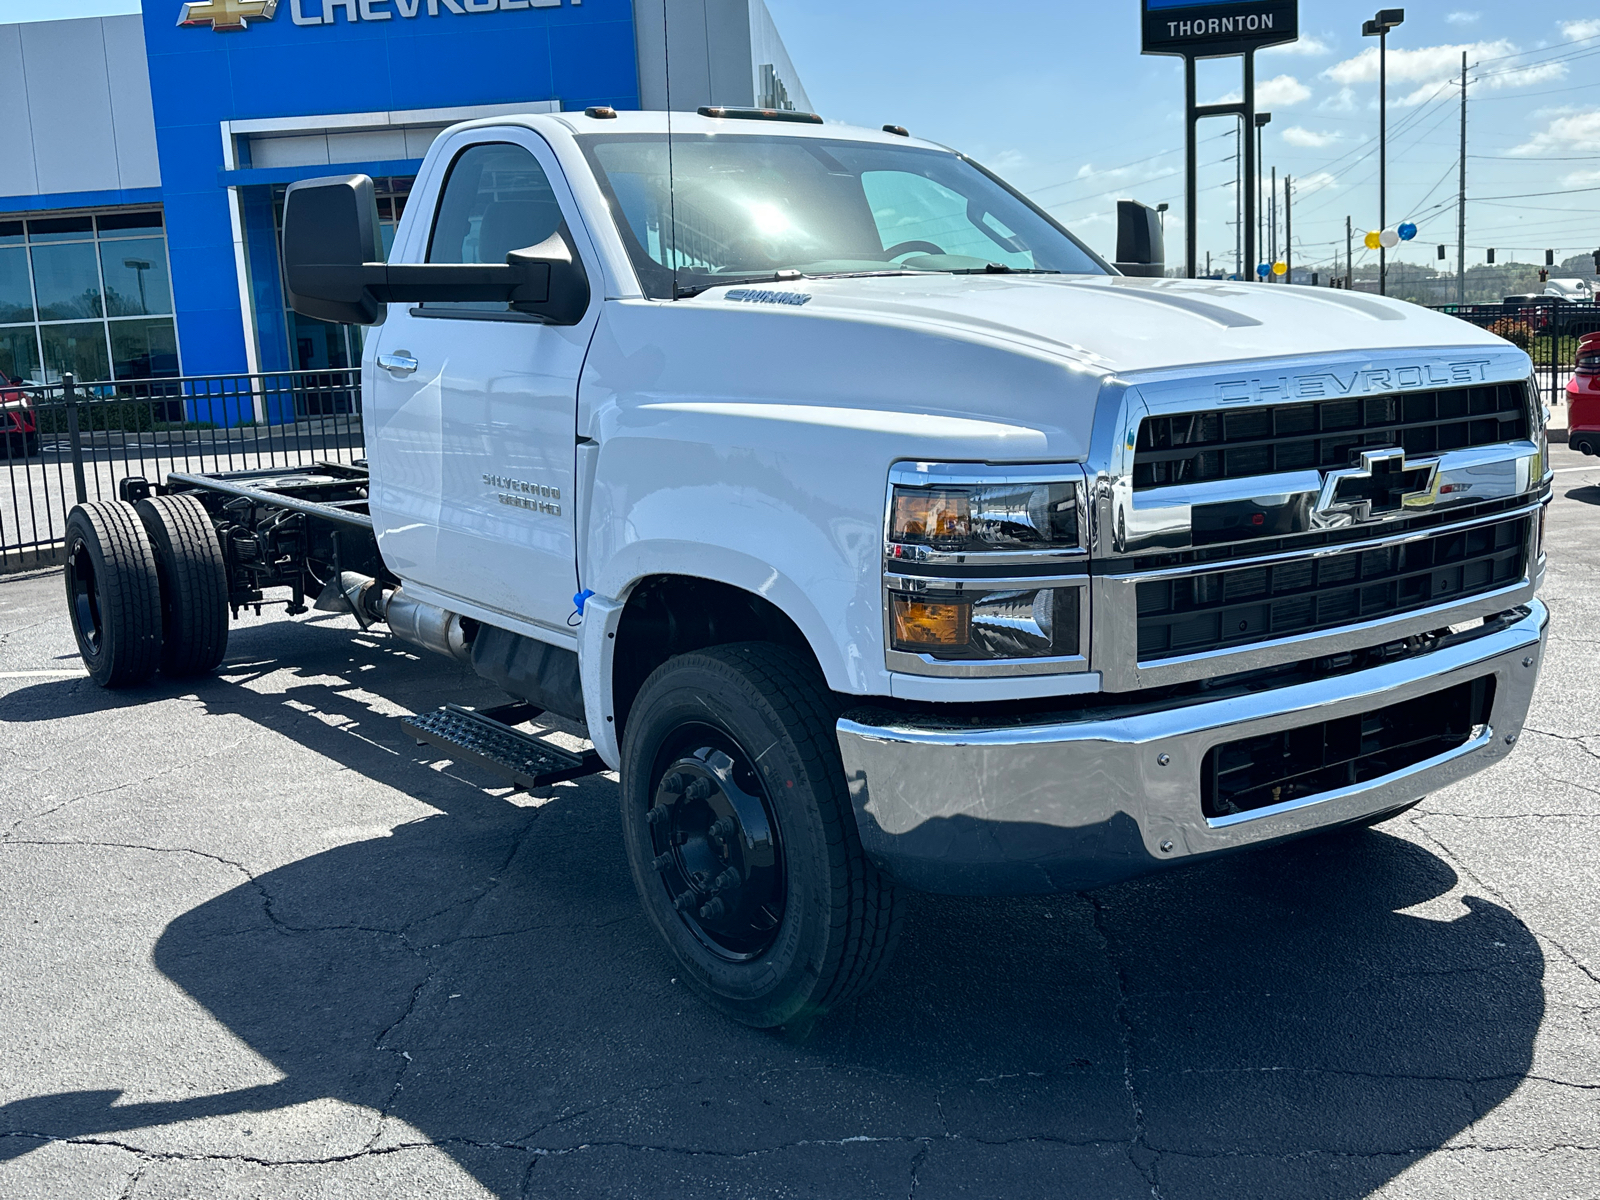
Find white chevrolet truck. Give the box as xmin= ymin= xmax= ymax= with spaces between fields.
xmin=62 ymin=108 xmax=1550 ymax=1030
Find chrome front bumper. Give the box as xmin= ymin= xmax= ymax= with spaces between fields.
xmin=837 ymin=601 xmax=1549 ymax=895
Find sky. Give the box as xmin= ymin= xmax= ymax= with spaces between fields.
xmin=6 ymin=1 xmax=1598 ymax=278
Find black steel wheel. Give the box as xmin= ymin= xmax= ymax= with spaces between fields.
xmin=136 ymin=494 xmax=229 ymax=678
xmin=63 ymin=501 xmax=162 ymax=688
xmin=621 ymin=643 xmax=903 ymax=1030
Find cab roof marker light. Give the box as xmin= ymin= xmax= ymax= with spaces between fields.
xmin=584 ymin=106 xmax=618 ymax=120
xmin=696 ymin=106 xmax=824 ymax=125
xmin=883 ymin=125 xmax=910 ymax=137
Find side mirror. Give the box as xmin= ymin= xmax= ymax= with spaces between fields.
xmin=1114 ymin=199 xmax=1165 ymax=279
xmin=282 ymin=174 xmax=591 ymax=326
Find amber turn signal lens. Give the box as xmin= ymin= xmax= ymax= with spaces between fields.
xmin=891 ymin=491 xmax=971 ymax=546
xmin=891 ymin=595 xmax=971 ymax=649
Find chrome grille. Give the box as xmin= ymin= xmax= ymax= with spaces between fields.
xmin=1135 ymin=514 xmax=1530 ymax=660
xmin=1133 ymin=383 xmax=1529 ymax=490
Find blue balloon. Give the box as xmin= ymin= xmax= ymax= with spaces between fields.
xmin=1398 ymin=222 xmax=1418 ymax=241
xmin=1257 ymin=262 xmax=1272 ymax=277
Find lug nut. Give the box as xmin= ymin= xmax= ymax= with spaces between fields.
xmin=708 ymin=817 xmax=737 ymax=843
xmin=646 ymin=806 xmax=668 ymax=827
xmin=699 ymin=897 xmax=726 ymax=921
xmin=685 ymin=778 xmax=713 ymax=802
xmin=674 ymin=891 xmax=698 ymax=913
xmin=651 ymin=852 xmax=673 ymax=873
xmin=1157 ymin=754 xmax=1171 ymax=767
xmin=714 ymin=868 xmax=741 ymax=892
xmin=1160 ymin=840 xmax=1175 ymax=854
xmin=663 ymin=772 xmax=685 ymax=794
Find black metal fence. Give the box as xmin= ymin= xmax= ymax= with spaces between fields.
xmin=1430 ymin=300 xmax=1600 ymax=432
xmin=1 ymin=369 xmax=362 ymax=570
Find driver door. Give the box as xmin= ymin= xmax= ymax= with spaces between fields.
xmin=367 ymin=131 xmax=599 ymax=633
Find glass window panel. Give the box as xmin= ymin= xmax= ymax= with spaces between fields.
xmin=27 ymin=216 xmax=95 ymax=243
xmin=110 ymin=317 xmax=179 ymax=380
xmin=0 ymin=221 xmax=23 ymax=247
xmin=102 ymin=238 xmax=172 ymax=316
xmin=97 ymin=210 xmax=164 ymax=235
xmin=40 ymin=321 xmax=109 ymax=384
xmin=32 ymin=242 xmax=103 ymax=320
xmin=426 ymin=144 xmax=560 ymax=313
xmin=0 ymin=246 xmax=35 ymax=323
xmin=0 ymin=325 xmax=41 ymax=385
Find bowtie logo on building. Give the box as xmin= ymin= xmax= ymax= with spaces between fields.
xmin=177 ymin=0 xmax=279 ymax=31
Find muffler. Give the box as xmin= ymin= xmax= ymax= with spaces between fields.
xmin=314 ymin=573 xmax=474 ymax=662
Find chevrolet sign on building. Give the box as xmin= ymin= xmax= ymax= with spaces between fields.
xmin=0 ymin=1 xmax=809 ymax=422
xmin=1142 ymin=0 xmax=1298 ymax=57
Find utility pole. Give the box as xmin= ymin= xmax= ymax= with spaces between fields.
xmin=1255 ymin=112 xmax=1271 ymax=278
xmin=1346 ymin=215 xmax=1353 ymax=290
xmin=1458 ymin=49 xmax=1468 ymax=306
xmin=1270 ymin=166 xmax=1277 ymax=275
xmin=1364 ymin=10 xmax=1406 ymax=296
xmin=1285 ymin=174 xmax=1292 ymax=283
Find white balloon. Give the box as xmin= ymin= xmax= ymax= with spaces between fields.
xmin=1378 ymin=228 xmax=1401 ymax=248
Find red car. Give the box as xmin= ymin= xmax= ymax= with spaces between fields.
xmin=1568 ymin=333 xmax=1600 ymax=456
xmin=1 ymin=377 xmax=38 ymax=459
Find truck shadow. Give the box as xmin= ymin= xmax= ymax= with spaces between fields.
xmin=0 ymin=618 xmax=1545 ymax=1198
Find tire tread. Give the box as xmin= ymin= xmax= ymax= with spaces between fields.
xmin=65 ymin=501 xmax=162 ymax=688
xmin=136 ymin=494 xmax=228 ymax=678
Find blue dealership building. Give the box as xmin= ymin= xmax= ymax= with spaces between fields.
xmin=0 ymin=0 xmax=808 ymax=416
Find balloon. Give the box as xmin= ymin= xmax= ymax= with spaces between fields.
xmin=1273 ymin=261 xmax=1288 ymax=276
xmin=1398 ymin=222 xmax=1417 ymax=241
xmin=1364 ymin=230 xmax=1382 ymax=250
xmin=1257 ymin=262 xmax=1272 ymax=277
xmin=1379 ymin=228 xmax=1401 ymax=248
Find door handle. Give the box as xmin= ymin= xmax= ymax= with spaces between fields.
xmin=378 ymin=352 xmax=418 ymax=376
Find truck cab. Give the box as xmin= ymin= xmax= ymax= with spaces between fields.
xmin=64 ymin=108 xmax=1551 ymax=1030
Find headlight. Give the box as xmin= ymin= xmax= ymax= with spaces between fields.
xmin=889 ymin=481 xmax=1081 ymax=555
xmin=890 ymin=585 xmax=1080 ymax=661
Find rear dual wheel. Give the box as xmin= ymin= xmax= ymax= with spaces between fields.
xmin=64 ymin=495 xmax=228 ymax=688
xmin=621 ymin=643 xmax=903 ymax=1031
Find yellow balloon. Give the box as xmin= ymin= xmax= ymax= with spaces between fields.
xmin=1273 ymin=261 xmax=1288 ymax=276
xmin=1364 ymin=230 xmax=1382 ymax=250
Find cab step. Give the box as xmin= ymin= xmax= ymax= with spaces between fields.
xmin=401 ymin=702 xmax=605 ymax=790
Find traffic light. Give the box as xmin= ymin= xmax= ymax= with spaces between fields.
xmin=1546 ymin=249 xmax=1555 ymax=266
xmin=1592 ymin=248 xmax=1599 ymax=274
xmin=1437 ymin=244 xmax=1446 ymax=260
xmin=1487 ymin=249 xmax=1496 ymax=264
xmin=1539 ymin=268 xmax=1550 ymax=283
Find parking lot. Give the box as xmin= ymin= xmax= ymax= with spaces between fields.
xmin=0 ymin=447 xmax=1596 ymax=1200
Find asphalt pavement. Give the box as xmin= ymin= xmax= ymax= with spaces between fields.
xmin=0 ymin=448 xmax=1597 ymax=1199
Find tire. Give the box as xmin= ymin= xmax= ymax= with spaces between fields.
xmin=135 ymin=494 xmax=229 ymax=679
xmin=620 ymin=643 xmax=904 ymax=1031
xmin=63 ymin=501 xmax=163 ymax=688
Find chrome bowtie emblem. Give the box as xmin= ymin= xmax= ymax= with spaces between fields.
xmin=177 ymin=0 xmax=278 ymax=31
xmin=1314 ymin=448 xmax=1440 ymax=527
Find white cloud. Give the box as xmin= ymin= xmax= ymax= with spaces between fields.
xmin=1325 ymin=40 xmax=1567 ymax=106
xmin=1561 ymin=19 xmax=1600 ymax=39
xmin=1290 ymin=171 xmax=1339 ymax=196
xmin=1446 ymin=11 xmax=1480 ymax=24
xmin=1319 ymin=86 xmax=1359 ymax=112
xmin=1262 ymin=34 xmax=1333 ymax=57
xmin=1512 ymin=107 xmax=1600 ymax=154
xmin=1281 ymin=126 xmax=1342 ymax=148
xmin=1562 ymin=166 xmax=1600 ymax=186
xmin=1210 ymin=74 xmax=1312 ymax=108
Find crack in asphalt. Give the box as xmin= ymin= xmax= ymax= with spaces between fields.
xmin=1088 ymin=893 xmax=1162 ymax=1200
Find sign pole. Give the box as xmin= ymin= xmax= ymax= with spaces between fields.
xmin=1185 ymin=55 xmax=1198 ymax=278
xmin=1242 ymin=49 xmax=1256 ymax=282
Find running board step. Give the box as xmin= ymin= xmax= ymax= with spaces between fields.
xmin=402 ymin=703 xmax=604 ymax=790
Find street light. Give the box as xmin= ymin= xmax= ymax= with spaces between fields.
xmin=1363 ymin=8 xmax=1405 ymax=296
xmin=1254 ymin=112 xmax=1271 ymax=281
xmin=123 ymin=258 xmax=152 ymax=315
xmin=1155 ymin=202 xmax=1169 ymax=231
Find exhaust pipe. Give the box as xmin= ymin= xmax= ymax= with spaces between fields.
xmin=314 ymin=572 xmax=474 ymax=663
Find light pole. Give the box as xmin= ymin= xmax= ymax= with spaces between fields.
xmin=1254 ymin=112 xmax=1271 ymax=280
xmin=1363 ymin=8 xmax=1405 ymax=296
xmin=123 ymin=258 xmax=152 ymax=314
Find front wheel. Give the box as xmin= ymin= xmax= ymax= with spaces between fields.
xmin=620 ymin=644 xmax=903 ymax=1030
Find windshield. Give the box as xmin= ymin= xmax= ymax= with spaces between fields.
xmin=578 ymin=134 xmax=1108 ymax=299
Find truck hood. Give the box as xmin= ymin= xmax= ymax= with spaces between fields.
xmin=698 ymin=272 xmax=1515 ymax=378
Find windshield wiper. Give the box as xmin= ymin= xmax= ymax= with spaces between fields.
xmin=946 ymin=264 xmax=1061 ymax=275
xmin=673 ymin=271 xmax=806 ymax=300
